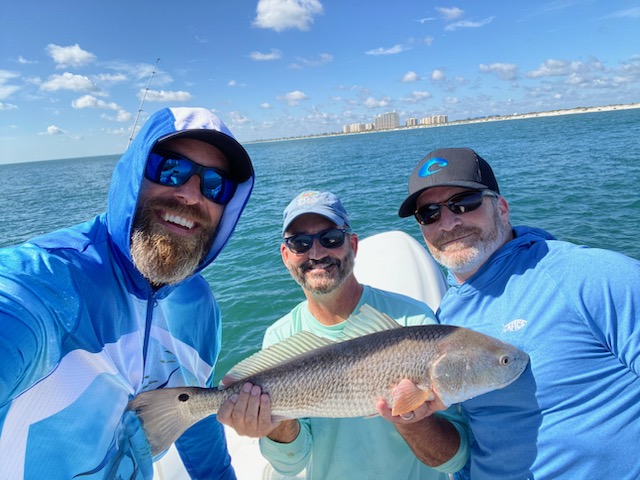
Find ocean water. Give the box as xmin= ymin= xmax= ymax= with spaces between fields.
xmin=1 ymin=108 xmax=639 ymax=378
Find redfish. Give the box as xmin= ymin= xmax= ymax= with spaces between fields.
xmin=128 ymin=305 xmax=529 ymax=455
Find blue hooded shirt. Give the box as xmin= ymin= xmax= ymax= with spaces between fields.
xmin=438 ymin=226 xmax=640 ymax=480
xmin=0 ymin=107 xmax=254 ymax=479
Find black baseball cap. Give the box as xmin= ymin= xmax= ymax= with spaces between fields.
xmin=398 ymin=147 xmax=500 ymax=218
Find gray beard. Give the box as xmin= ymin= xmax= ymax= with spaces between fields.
xmin=429 ymin=206 xmax=510 ymax=278
xmin=289 ymin=248 xmax=356 ymax=295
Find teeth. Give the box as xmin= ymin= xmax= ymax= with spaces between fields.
xmin=162 ymin=213 xmax=195 ymax=229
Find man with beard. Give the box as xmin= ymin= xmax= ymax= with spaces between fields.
xmin=0 ymin=107 xmax=254 ymax=479
xmin=217 ymin=191 xmax=469 ymax=479
xmin=398 ymin=147 xmax=640 ymax=479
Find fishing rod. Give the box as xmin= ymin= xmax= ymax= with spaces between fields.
xmin=127 ymin=57 xmax=160 ymax=148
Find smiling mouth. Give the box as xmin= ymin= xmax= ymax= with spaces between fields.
xmin=162 ymin=212 xmax=196 ymax=230
xmin=440 ymin=233 xmax=474 ymax=249
xmin=303 ymin=258 xmax=339 ymax=272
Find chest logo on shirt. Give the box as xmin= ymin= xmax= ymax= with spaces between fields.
xmin=502 ymin=319 xmax=527 ymax=332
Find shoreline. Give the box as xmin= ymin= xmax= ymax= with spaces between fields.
xmin=248 ymin=102 xmax=640 ymax=144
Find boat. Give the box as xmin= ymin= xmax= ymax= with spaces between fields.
xmin=153 ymin=230 xmax=448 ymax=479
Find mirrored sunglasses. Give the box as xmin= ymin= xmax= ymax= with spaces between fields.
xmin=145 ymin=151 xmax=237 ymax=205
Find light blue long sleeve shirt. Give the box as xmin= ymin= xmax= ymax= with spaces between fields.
xmin=259 ymin=285 xmax=469 ymax=479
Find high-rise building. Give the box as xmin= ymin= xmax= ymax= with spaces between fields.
xmin=374 ymin=112 xmax=399 ymax=130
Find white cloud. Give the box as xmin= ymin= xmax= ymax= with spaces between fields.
xmin=71 ymin=94 xmax=120 ymax=110
xmin=260 ymin=102 xmax=273 ymax=109
xmin=424 ymin=36 xmax=434 ymax=46
xmin=41 ymin=125 xmax=65 ymax=135
xmin=229 ymin=111 xmax=250 ymax=125
xmin=17 ymin=56 xmax=37 ymax=65
xmin=403 ymin=71 xmax=420 ymax=82
xmin=404 ymin=91 xmax=432 ymax=103
xmin=46 ymin=44 xmax=96 ymax=68
xmin=279 ymin=90 xmax=308 ymax=106
xmin=291 ymin=53 xmax=333 ymax=68
xmin=254 ymin=0 xmax=323 ymax=32
xmin=0 ymin=70 xmax=21 ymax=99
xmin=71 ymin=95 xmax=131 ymax=122
xmin=479 ymin=63 xmax=519 ymax=81
xmin=604 ymin=7 xmax=640 ymax=19
xmin=431 ymin=69 xmax=446 ymax=81
xmin=364 ymin=96 xmax=390 ymax=108
xmin=143 ymin=89 xmax=194 ymax=102
xmin=445 ymin=17 xmax=494 ymax=31
xmin=436 ymin=7 xmax=464 ymax=20
xmin=526 ymin=59 xmax=605 ymax=79
xmin=365 ymin=45 xmax=405 ymax=56
xmin=40 ymin=72 xmax=99 ymax=93
xmin=0 ymin=102 xmax=18 ymax=110
xmin=93 ymin=73 xmax=127 ymax=85
xmin=249 ymin=49 xmax=283 ymax=61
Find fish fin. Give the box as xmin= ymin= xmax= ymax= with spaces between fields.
xmin=340 ymin=304 xmax=401 ymax=340
xmin=390 ymin=379 xmax=434 ymax=417
xmin=219 ymin=331 xmax=335 ymax=387
xmin=127 ymin=387 xmax=204 ymax=456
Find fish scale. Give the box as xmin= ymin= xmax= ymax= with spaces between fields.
xmin=129 ymin=305 xmax=529 ymax=456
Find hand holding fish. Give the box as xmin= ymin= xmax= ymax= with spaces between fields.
xmin=217 ymin=382 xmax=289 ymax=438
xmin=376 ymin=379 xmax=447 ymax=425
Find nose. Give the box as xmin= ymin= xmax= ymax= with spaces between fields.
xmin=174 ymin=174 xmax=203 ymax=205
xmin=306 ymin=237 xmax=327 ymax=259
xmin=434 ymin=205 xmax=462 ymax=230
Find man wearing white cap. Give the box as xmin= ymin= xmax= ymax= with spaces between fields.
xmin=0 ymin=107 xmax=253 ymax=479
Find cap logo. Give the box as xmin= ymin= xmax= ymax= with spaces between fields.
xmin=418 ymin=158 xmax=448 ymax=177
xmin=296 ymin=191 xmax=320 ymax=206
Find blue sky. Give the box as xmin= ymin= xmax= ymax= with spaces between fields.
xmin=1 ymin=0 xmax=638 ymax=164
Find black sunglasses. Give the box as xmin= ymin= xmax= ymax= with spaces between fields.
xmin=145 ymin=151 xmax=237 ymax=205
xmin=283 ymin=228 xmax=349 ymax=254
xmin=414 ymin=190 xmax=498 ymax=225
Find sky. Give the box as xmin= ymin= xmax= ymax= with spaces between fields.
xmin=1 ymin=0 xmax=638 ymax=164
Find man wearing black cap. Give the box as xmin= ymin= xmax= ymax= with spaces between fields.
xmin=218 ymin=190 xmax=469 ymax=479
xmin=399 ymin=147 xmax=640 ymax=479
xmin=0 ymin=107 xmax=253 ymax=479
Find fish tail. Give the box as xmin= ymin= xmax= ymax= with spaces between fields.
xmin=127 ymin=386 xmax=210 ymax=456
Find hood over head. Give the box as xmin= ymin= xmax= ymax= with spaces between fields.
xmin=107 ymin=107 xmax=254 ymax=282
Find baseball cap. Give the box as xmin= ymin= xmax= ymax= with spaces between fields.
xmin=156 ymin=108 xmax=253 ymax=182
xmin=282 ymin=191 xmax=351 ymax=235
xmin=398 ymin=147 xmax=500 ymax=218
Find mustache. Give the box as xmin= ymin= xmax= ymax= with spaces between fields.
xmin=435 ymin=227 xmax=480 ymax=246
xmin=301 ymin=256 xmax=341 ymax=271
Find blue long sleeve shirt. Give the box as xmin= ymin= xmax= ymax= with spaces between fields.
xmin=438 ymin=226 xmax=640 ymax=480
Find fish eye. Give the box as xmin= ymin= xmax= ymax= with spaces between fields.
xmin=499 ymin=355 xmax=510 ymax=366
